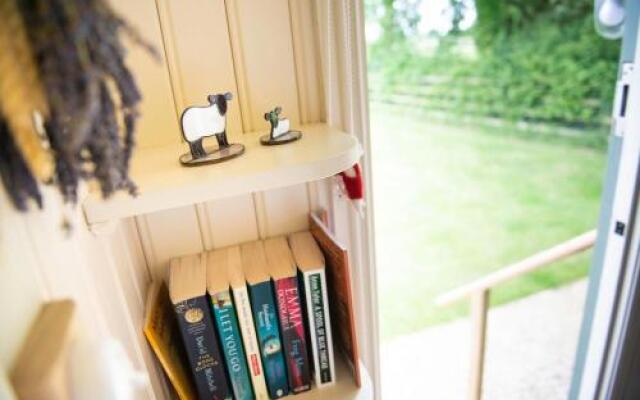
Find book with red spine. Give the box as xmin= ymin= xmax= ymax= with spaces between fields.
xmin=264 ymin=237 xmax=311 ymax=394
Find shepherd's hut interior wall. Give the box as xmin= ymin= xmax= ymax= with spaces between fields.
xmin=0 ymin=2 xmax=344 ymax=399
xmin=117 ymin=0 xmax=330 ymax=276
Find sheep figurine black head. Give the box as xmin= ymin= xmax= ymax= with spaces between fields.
xmin=179 ymin=92 xmax=244 ymax=165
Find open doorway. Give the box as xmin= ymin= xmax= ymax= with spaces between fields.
xmin=364 ymin=1 xmax=620 ymax=398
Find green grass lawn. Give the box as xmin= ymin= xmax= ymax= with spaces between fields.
xmin=371 ymin=102 xmax=607 ymax=340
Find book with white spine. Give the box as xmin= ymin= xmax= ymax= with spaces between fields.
xmin=226 ymin=246 xmax=270 ymax=400
xmin=288 ymin=231 xmax=336 ymax=388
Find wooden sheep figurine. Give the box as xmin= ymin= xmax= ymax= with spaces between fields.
xmin=261 ymin=106 xmax=301 ymax=145
xmin=179 ymin=92 xmax=244 ymax=165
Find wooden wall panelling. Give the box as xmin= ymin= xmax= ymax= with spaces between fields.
xmin=260 ymin=185 xmax=310 ymax=237
xmin=225 ymin=0 xmax=300 ymax=129
xmin=321 ymin=0 xmax=381 ymax=391
xmin=135 ymin=206 xmax=204 ymax=281
xmin=110 ymin=0 xmax=180 ymax=149
xmin=84 ymin=235 xmax=146 ymax=390
xmin=288 ymin=0 xmax=326 ymax=217
xmin=304 ymin=0 xmax=336 ymax=224
xmin=120 ymin=218 xmax=152 ymax=305
xmin=157 ymin=0 xmax=259 ymax=251
xmin=199 ymin=195 xmax=259 ymax=250
xmin=0 ymin=193 xmax=49 ymax=369
xmin=21 ymin=189 xmax=111 ymax=337
xmin=288 ymin=0 xmax=326 ymax=124
xmin=155 ymin=0 xmax=243 ymax=143
xmin=88 ymin=225 xmax=160 ymax=400
xmin=0 ymin=187 xmax=158 ymax=398
xmin=226 ymin=0 xmax=311 ymax=237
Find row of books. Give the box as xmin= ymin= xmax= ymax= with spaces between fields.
xmin=165 ymin=231 xmax=335 ymax=400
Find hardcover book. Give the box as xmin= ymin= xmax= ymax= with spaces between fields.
xmin=226 ymin=246 xmax=270 ymax=400
xmin=169 ymin=254 xmax=232 ymax=400
xmin=289 ymin=231 xmax=336 ymax=388
xmin=264 ymin=237 xmax=311 ymax=394
xmin=309 ymin=212 xmax=361 ymax=387
xmin=241 ymin=241 xmax=289 ymax=398
xmin=143 ymin=281 xmax=196 ymax=400
xmin=207 ymin=248 xmax=254 ymax=400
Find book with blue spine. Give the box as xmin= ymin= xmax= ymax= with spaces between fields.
xmin=241 ymin=241 xmax=289 ymax=399
xmin=206 ymin=248 xmax=254 ymax=400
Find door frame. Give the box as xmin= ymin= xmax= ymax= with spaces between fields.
xmin=570 ymin=2 xmax=640 ymax=398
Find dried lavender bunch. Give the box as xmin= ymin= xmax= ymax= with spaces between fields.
xmin=16 ymin=0 xmax=154 ymax=204
xmin=0 ymin=116 xmax=42 ymax=210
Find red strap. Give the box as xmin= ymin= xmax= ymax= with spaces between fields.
xmin=339 ymin=164 xmax=364 ymax=200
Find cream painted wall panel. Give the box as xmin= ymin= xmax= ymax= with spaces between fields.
xmin=121 ymin=218 xmax=152 ymax=302
xmin=156 ymin=0 xmax=243 ymax=142
xmin=0 ymin=189 xmax=157 ymax=399
xmin=0 ymin=195 xmax=48 ymax=369
xmin=259 ymin=184 xmax=310 ymax=237
xmin=110 ymin=0 xmax=180 ymax=148
xmin=226 ymin=0 xmax=300 ymax=130
xmin=200 ymin=195 xmax=259 ymax=250
xmin=288 ymin=0 xmax=325 ymax=123
xmin=89 ymin=227 xmax=158 ymax=400
xmin=225 ymin=0 xmax=309 ymax=244
xmin=20 ymin=190 xmax=110 ymax=336
xmin=136 ymin=206 xmax=204 ymax=280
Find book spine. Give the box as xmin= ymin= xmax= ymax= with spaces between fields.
xmin=210 ymin=290 xmax=254 ymax=400
xmin=304 ymin=270 xmax=336 ymax=387
xmin=173 ymin=296 xmax=232 ymax=400
xmin=233 ymin=285 xmax=270 ymax=400
xmin=274 ymin=276 xmax=311 ymax=393
xmin=249 ymin=281 xmax=289 ymax=398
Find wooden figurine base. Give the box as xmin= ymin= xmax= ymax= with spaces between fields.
xmin=179 ymin=143 xmax=245 ymax=166
xmin=260 ymin=130 xmax=302 ymax=146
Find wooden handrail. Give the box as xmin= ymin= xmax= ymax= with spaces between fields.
xmin=435 ymin=229 xmax=597 ymax=400
xmin=436 ymin=229 xmax=598 ymax=306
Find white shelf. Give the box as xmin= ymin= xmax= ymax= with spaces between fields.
xmin=83 ymin=124 xmax=362 ymax=225
xmin=286 ymin=355 xmax=373 ymax=400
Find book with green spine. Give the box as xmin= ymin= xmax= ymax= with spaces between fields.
xmin=206 ymin=248 xmax=253 ymax=400
xmin=241 ymin=241 xmax=289 ymax=398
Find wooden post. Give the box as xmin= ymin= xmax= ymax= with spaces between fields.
xmin=469 ymin=290 xmax=489 ymax=400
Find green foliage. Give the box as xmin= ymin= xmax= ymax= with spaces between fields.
xmin=368 ymin=3 xmax=620 ymax=131
xmin=474 ymin=0 xmax=592 ymax=45
xmin=470 ymin=15 xmax=619 ymax=127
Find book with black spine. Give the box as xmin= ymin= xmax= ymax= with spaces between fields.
xmin=168 ymin=254 xmax=232 ymax=400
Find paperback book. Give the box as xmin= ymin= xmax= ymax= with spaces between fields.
xmin=289 ymin=231 xmax=336 ymax=388
xmin=241 ymin=241 xmax=289 ymax=398
xmin=143 ymin=281 xmax=196 ymax=400
xmin=264 ymin=237 xmax=311 ymax=393
xmin=207 ymin=248 xmax=254 ymax=400
xmin=309 ymin=212 xmax=361 ymax=387
xmin=226 ymin=246 xmax=270 ymax=400
xmin=169 ymin=255 xmax=232 ymax=400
